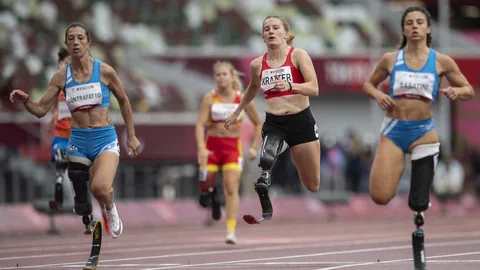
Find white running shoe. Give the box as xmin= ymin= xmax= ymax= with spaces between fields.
xmin=106 ymin=203 xmax=123 ymax=239
xmin=225 ymin=231 xmax=237 ymax=245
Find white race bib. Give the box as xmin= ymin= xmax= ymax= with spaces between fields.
xmin=57 ymin=99 xmax=72 ymax=120
xmin=211 ymin=103 xmax=238 ymax=121
xmin=260 ymin=66 xmax=292 ymax=92
xmin=393 ymin=71 xmax=435 ymax=100
xmin=65 ymin=82 xmax=102 ymax=111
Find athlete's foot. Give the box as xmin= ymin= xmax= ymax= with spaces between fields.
xmin=83 ymin=215 xmax=93 ymax=235
xmin=225 ymin=231 xmax=237 ymax=245
xmin=102 ymin=209 xmax=111 ymax=235
xmin=106 ymin=203 xmax=123 ymax=239
xmin=211 ymin=189 xmax=221 ymax=221
xmin=199 ymin=192 xmax=210 ymax=208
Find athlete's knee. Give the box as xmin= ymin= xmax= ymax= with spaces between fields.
xmin=68 ymin=162 xmax=92 ymax=216
xmin=258 ymin=133 xmax=286 ymax=171
xmin=370 ymin=191 xmax=395 ymax=205
xmin=304 ymin=176 xmax=320 ymax=193
xmin=409 ymin=143 xmax=440 ymax=212
xmin=90 ymin=182 xmax=112 ymax=201
xmin=224 ymin=183 xmax=239 ymax=197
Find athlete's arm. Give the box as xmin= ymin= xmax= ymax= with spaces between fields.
xmin=102 ymin=63 xmax=136 ymax=137
xmin=291 ymin=49 xmax=319 ymax=96
xmin=195 ymin=93 xmax=212 ymax=152
xmin=195 ymin=93 xmax=214 ymax=167
xmin=235 ymin=58 xmax=261 ymax=115
xmin=244 ymin=100 xmax=263 ymax=151
xmin=363 ymin=52 xmax=396 ymax=110
xmin=438 ymin=54 xmax=475 ymax=101
xmin=10 ymin=70 xmax=63 ymax=118
xmin=225 ymin=58 xmax=261 ymax=129
xmin=103 ymin=63 xmax=140 ymax=156
xmin=48 ymin=101 xmax=57 ymax=131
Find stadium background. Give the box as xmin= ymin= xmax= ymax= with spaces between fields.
xmin=0 ymin=0 xmax=480 ymax=232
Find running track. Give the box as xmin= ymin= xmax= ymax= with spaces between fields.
xmin=1 ymin=213 xmax=480 ymax=270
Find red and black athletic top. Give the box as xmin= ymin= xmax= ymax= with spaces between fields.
xmin=259 ymin=47 xmax=305 ymax=100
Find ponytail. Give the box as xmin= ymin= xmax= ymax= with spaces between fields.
xmin=286 ymin=33 xmax=295 ymax=45
xmin=232 ymin=70 xmax=243 ymax=91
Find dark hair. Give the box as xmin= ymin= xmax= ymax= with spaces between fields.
xmin=399 ymin=6 xmax=432 ymax=49
xmin=64 ymin=22 xmax=91 ymax=43
xmin=57 ymin=47 xmax=69 ymax=63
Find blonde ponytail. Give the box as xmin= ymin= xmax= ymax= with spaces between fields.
xmin=232 ymin=69 xmax=243 ymax=91
xmin=286 ymin=33 xmax=295 ymax=45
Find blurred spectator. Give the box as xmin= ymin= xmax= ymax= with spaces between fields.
xmin=344 ymin=130 xmax=365 ymax=193
xmin=433 ymin=149 xmax=465 ymax=214
xmin=0 ymin=0 xmax=389 ymax=113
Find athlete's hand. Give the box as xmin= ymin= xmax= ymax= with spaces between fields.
xmin=224 ymin=111 xmax=240 ymax=130
xmin=273 ymin=75 xmax=290 ymax=92
xmin=440 ymin=87 xmax=458 ymax=101
xmin=127 ymin=135 xmax=141 ymax=157
xmin=374 ymin=92 xmax=395 ymax=111
xmin=10 ymin=90 xmax=29 ymax=104
xmin=248 ymin=147 xmax=257 ymax=160
xmin=198 ymin=148 xmax=213 ymax=168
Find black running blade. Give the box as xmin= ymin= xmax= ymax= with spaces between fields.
xmin=84 ymin=220 xmax=102 ymax=270
xmin=412 ymin=231 xmax=426 ymax=270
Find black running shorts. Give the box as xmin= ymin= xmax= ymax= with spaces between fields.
xmin=261 ymin=106 xmax=319 ymax=147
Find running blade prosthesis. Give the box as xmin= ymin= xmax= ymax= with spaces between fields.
xmin=412 ymin=212 xmax=426 ymax=270
xmin=243 ymin=185 xmax=273 ymax=225
xmin=84 ymin=220 xmax=102 ymax=270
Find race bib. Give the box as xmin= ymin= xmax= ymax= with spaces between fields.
xmin=211 ymin=103 xmax=238 ymax=121
xmin=65 ymin=82 xmax=102 ymax=111
xmin=57 ymin=99 xmax=72 ymax=120
xmin=392 ymin=71 xmax=435 ymax=100
xmin=260 ymin=66 xmax=292 ymax=92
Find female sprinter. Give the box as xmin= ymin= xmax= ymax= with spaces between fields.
xmin=10 ymin=22 xmax=141 ymax=238
xmin=225 ymin=16 xmax=321 ymax=224
xmin=196 ymin=61 xmax=263 ymax=244
xmin=363 ymin=7 xmax=474 ymax=268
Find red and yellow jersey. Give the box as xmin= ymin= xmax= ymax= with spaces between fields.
xmin=54 ymin=91 xmax=72 ymax=138
xmin=208 ymin=90 xmax=243 ymax=126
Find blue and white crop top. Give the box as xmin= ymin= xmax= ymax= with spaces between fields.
xmin=64 ymin=59 xmax=110 ymax=112
xmin=389 ymin=49 xmax=439 ymax=101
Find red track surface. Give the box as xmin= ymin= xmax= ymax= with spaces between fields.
xmin=1 ymin=213 xmax=480 ymax=270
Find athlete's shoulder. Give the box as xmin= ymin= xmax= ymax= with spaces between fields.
xmin=435 ymin=51 xmax=454 ymax=64
xmin=382 ymin=51 xmax=398 ymax=61
xmin=376 ymin=51 xmax=397 ymax=68
xmin=291 ymin=47 xmax=309 ymax=57
xmin=99 ymin=61 xmax=116 ymax=75
xmin=51 ymin=66 xmax=67 ymax=87
xmin=249 ymin=56 xmax=263 ymax=76
xmin=202 ymin=90 xmax=215 ymax=102
xmin=250 ymin=56 xmax=263 ymax=68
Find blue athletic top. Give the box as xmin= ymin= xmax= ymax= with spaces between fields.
xmin=389 ymin=48 xmax=439 ymax=101
xmin=64 ymin=58 xmax=110 ymax=112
